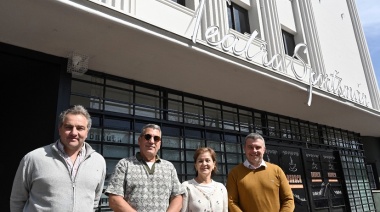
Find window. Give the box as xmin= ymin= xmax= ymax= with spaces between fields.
xmin=366 ymin=163 xmax=379 ymax=189
xmin=171 ymin=0 xmax=185 ymax=6
xmin=282 ymin=30 xmax=296 ymax=56
xmin=71 ymin=70 xmax=376 ymax=211
xmin=227 ymin=2 xmax=250 ymax=34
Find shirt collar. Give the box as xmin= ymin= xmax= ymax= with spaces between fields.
xmin=57 ymin=140 xmax=86 ymax=157
xmin=243 ymin=159 xmax=267 ymax=170
xmin=136 ymin=152 xmax=161 ymax=163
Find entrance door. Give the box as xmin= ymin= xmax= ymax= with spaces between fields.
xmin=303 ymin=150 xmax=347 ymax=212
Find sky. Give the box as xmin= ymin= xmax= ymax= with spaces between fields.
xmin=355 ymin=0 xmax=380 ymax=90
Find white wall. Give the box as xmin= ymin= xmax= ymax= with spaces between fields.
xmin=311 ymin=0 xmax=371 ymax=103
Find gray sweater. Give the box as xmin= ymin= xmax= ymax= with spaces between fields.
xmin=10 ymin=141 xmax=106 ymax=212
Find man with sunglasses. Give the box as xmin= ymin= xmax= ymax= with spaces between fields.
xmin=105 ymin=124 xmax=185 ymax=212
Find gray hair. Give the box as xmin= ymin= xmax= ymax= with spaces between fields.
xmin=140 ymin=124 xmax=161 ymax=136
xmin=244 ymin=133 xmax=265 ymax=147
xmin=59 ymin=105 xmax=92 ymax=130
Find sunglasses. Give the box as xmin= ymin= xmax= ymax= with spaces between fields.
xmin=143 ymin=134 xmax=161 ymax=142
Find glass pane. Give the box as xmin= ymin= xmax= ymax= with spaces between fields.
xmin=168 ymin=100 xmax=183 ymax=122
xmin=207 ymin=140 xmax=223 ymax=151
xmin=226 ymin=153 xmax=242 ymax=164
xmin=71 ymin=80 xmax=104 ymax=109
xmin=186 ymin=163 xmax=196 ymax=175
xmin=163 ymin=149 xmax=182 ymax=161
xmin=186 ymin=150 xmax=195 ymax=162
xmin=163 ymin=136 xmax=182 ymax=148
xmin=103 ymin=129 xmax=134 ymax=144
xmin=185 ymin=138 xmax=205 ymax=149
xmin=135 ymin=93 xmax=161 ymax=117
xmin=225 ymin=142 xmax=241 ymax=153
xmin=224 ymin=134 xmax=238 ymax=143
xmin=88 ymin=128 xmax=103 ymax=142
xmin=103 ymin=145 xmax=132 ymax=158
xmin=223 ymin=110 xmax=238 ymax=131
xmin=104 ymin=100 xmax=132 ymax=114
xmin=104 ymin=118 xmax=131 ymax=130
xmin=171 ymin=161 xmax=184 ymax=175
xmin=184 ymin=99 xmax=203 ymax=125
xmin=105 ymin=158 xmax=120 ymax=185
xmin=205 ymin=107 xmax=221 ymax=128
xmin=89 ymin=143 xmax=101 ymax=153
xmin=217 ymin=163 xmax=226 ymax=175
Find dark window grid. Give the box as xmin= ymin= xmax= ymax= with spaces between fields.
xmin=290 ymin=120 xmax=302 ymax=141
xmin=340 ymin=153 xmax=375 ymax=211
xmin=238 ymin=111 xmax=259 ymax=133
xmin=227 ymin=2 xmax=250 ymax=34
xmin=265 ymin=115 xmax=280 ymax=138
xmin=204 ymin=106 xmax=223 ymax=128
xmin=237 ymin=115 xmax=252 ymax=133
xmin=105 ymin=82 xmax=134 ymax=94
xmin=222 ymin=110 xmax=239 ymax=131
xmin=70 ymin=93 xmax=103 ymax=111
xmin=325 ymin=128 xmax=337 ymax=146
xmin=71 ymin=72 xmax=366 ymax=153
xmin=161 ymin=124 xmax=182 ymax=137
xmin=134 ymin=90 xmax=161 ymax=104
xmin=279 ymin=117 xmax=292 ymax=139
xmin=164 ymin=93 xmax=185 ymax=121
xmin=253 ymin=118 xmax=264 ymax=133
xmin=366 ymin=163 xmax=379 ymax=189
xmin=309 ymin=124 xmax=320 ymax=144
xmin=73 ymin=71 xmax=374 ymax=210
xmin=319 ymin=125 xmax=329 ymax=145
xmin=299 ymin=122 xmax=311 ymax=142
xmin=334 ymin=129 xmax=345 ymax=148
xmin=341 ymin=131 xmax=351 ymax=148
xmin=184 ymin=101 xmax=204 ymax=125
xmin=165 ymin=107 xmax=184 ymax=123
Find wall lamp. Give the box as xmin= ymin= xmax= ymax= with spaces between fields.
xmin=67 ymin=51 xmax=89 ymax=75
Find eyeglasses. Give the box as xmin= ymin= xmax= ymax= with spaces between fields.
xmin=143 ymin=134 xmax=161 ymax=142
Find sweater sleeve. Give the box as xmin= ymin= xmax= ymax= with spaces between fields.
xmin=10 ymin=155 xmax=31 ymax=212
xmin=226 ymin=166 xmax=243 ymax=212
xmin=278 ymin=166 xmax=295 ymax=212
xmin=180 ymin=182 xmax=189 ymax=212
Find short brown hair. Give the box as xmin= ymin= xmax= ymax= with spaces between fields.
xmin=193 ymin=147 xmax=218 ymax=176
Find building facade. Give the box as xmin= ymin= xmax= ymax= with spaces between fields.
xmin=2 ymin=0 xmax=380 ymax=211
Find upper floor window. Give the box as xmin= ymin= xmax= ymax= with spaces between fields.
xmin=282 ymin=30 xmax=296 ymax=57
xmin=227 ymin=2 xmax=250 ymax=34
xmin=171 ymin=0 xmax=185 ymax=6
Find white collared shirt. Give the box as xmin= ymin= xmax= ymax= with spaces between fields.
xmin=243 ymin=159 xmax=267 ymax=170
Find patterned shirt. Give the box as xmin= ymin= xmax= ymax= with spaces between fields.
xmin=105 ymin=152 xmax=185 ymax=212
xmin=57 ymin=140 xmax=86 ymax=180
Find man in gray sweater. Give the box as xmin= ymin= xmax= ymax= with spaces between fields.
xmin=10 ymin=105 xmax=106 ymax=212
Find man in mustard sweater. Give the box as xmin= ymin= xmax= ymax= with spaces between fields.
xmin=226 ymin=133 xmax=295 ymax=212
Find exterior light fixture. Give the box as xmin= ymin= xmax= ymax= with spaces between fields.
xmin=67 ymin=51 xmax=89 ymax=75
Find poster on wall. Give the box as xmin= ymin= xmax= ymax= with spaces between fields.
xmin=265 ymin=145 xmax=309 ymax=212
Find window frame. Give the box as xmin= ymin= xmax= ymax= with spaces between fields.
xmin=227 ymin=2 xmax=250 ymax=34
